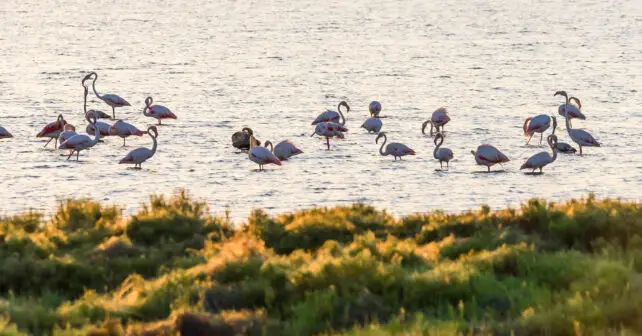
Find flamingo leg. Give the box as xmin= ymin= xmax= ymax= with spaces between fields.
xmin=326 ymin=137 xmax=330 ymax=150
xmin=44 ymin=138 xmax=53 ymax=147
xmin=66 ymin=151 xmax=73 ymax=160
xmin=158 ymin=119 xmax=162 ymax=126
xmin=526 ymin=134 xmax=534 ymax=145
xmin=447 ymin=161 xmax=449 ymax=169
xmin=123 ymin=138 xmax=126 ymax=147
xmin=112 ymin=106 xmax=116 ymax=119
xmin=487 ymin=166 xmax=491 ymax=172
xmin=540 ymin=167 xmax=543 ymax=173
xmin=539 ymin=133 xmax=543 ymax=145
xmin=76 ymin=151 xmax=80 ymax=161
xmin=579 ymin=145 xmax=583 ymax=155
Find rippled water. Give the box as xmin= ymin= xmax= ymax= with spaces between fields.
xmin=0 ymin=0 xmax=640 ymax=222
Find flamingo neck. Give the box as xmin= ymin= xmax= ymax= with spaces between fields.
xmin=338 ymin=105 xmax=346 ymax=126
xmin=421 ymin=120 xmax=430 ymax=135
xmin=523 ymin=118 xmax=532 ymax=135
xmin=433 ymin=137 xmax=443 ymax=159
xmin=91 ymin=75 xmax=102 ymax=100
xmin=550 ymin=138 xmax=557 ymax=162
xmin=378 ymin=135 xmax=387 ymax=156
xmin=151 ymin=133 xmax=157 ymax=155
xmin=264 ymin=141 xmax=273 ymax=152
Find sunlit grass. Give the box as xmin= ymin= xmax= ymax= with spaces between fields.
xmin=1 ymin=191 xmax=642 ymax=335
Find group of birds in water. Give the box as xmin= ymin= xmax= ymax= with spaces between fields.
xmin=230 ymin=90 xmax=600 ymax=173
xmin=0 ymin=72 xmax=600 ymax=174
xmin=0 ymin=72 xmax=177 ymax=168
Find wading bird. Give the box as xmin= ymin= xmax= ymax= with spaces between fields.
xmin=264 ymin=140 xmax=304 ymax=160
xmin=471 ymin=144 xmax=510 ymax=172
xmin=86 ymin=71 xmax=131 ymax=119
xmin=59 ymin=115 xmax=101 ymax=161
xmin=523 ymin=114 xmax=551 ymax=145
xmin=310 ymin=122 xmax=348 ymax=150
xmin=248 ymin=135 xmax=281 ymax=171
xmin=422 ymin=107 xmax=450 ymax=136
xmin=119 ymin=126 xmax=158 ymax=169
xmin=232 ymin=127 xmax=261 ymax=151
xmin=375 ymin=132 xmax=416 ymax=160
xmin=520 ymin=134 xmax=558 ymax=173
xmin=557 ymin=94 xmax=585 ymax=128
xmin=433 ymin=133 xmax=454 ymax=169
xmin=369 ymin=101 xmax=382 ymax=117
xmin=549 ymin=116 xmax=577 ymax=153
xmin=37 ymin=114 xmax=71 ymax=149
xmin=311 ymin=101 xmax=350 ymax=126
xmin=555 ymin=91 xmax=600 ymax=155
xmin=110 ymin=120 xmax=146 ymax=146
xmin=143 ymin=96 xmax=177 ymax=125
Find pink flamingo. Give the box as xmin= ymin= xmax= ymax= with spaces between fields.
xmin=523 ymin=114 xmax=551 ymax=145
xmin=433 ymin=133 xmax=454 ymax=169
xmin=520 ymin=134 xmax=558 ymax=173
xmin=311 ymin=101 xmax=350 ymax=126
xmin=369 ymin=101 xmax=382 ymax=117
xmin=86 ymin=72 xmax=130 ymax=119
xmin=83 ymin=81 xmax=113 ymax=138
xmin=557 ymin=95 xmax=585 ymax=128
xmin=119 ymin=126 xmax=158 ymax=169
xmin=310 ymin=122 xmax=348 ymax=150
xmin=555 ymin=91 xmax=600 ymax=154
xmin=59 ymin=115 xmax=101 ymax=161
xmin=110 ymin=120 xmax=146 ymax=146
xmin=375 ymin=132 xmax=416 ymax=160
xmin=422 ymin=107 xmax=450 ymax=136
xmin=248 ymin=135 xmax=281 ymax=171
xmin=143 ymin=97 xmax=177 ymax=125
xmin=37 ymin=114 xmax=72 ymax=149
xmin=0 ymin=125 xmax=12 ymax=139
xmin=264 ymin=140 xmax=304 ymax=160
xmin=471 ymin=144 xmax=510 ymax=172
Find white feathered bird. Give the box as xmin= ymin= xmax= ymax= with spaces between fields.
xmin=119 ymin=126 xmax=158 ymax=169
xmin=311 ymin=101 xmax=350 ymax=126
xmin=433 ymin=133 xmax=454 ymax=169
xmin=375 ymin=132 xmax=416 ymax=160
xmin=520 ymin=134 xmax=558 ymax=173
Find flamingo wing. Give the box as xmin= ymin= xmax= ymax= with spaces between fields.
xmin=521 ymin=152 xmax=551 ymax=169
xmin=0 ymin=126 xmax=12 ymax=138
xmin=37 ymin=120 xmax=64 ymax=137
xmin=311 ymin=111 xmax=339 ymax=125
xmin=60 ymin=134 xmax=91 ymax=149
xmin=103 ymin=94 xmax=130 ymax=107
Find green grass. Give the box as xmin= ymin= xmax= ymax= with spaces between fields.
xmin=2 ymin=190 xmax=642 ymax=335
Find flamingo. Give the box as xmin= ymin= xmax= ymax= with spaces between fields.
xmin=143 ymin=96 xmax=177 ymax=125
xmin=523 ymin=114 xmax=551 ymax=145
xmin=549 ymin=116 xmax=577 ymax=153
xmin=119 ymin=126 xmax=158 ymax=169
xmin=433 ymin=133 xmax=454 ymax=169
xmin=86 ymin=72 xmax=130 ymax=119
xmin=232 ymin=127 xmax=261 ymax=151
xmin=361 ymin=117 xmax=382 ymax=133
xmin=375 ymin=132 xmax=416 ymax=160
xmin=83 ymin=81 xmax=113 ymax=138
xmin=520 ymin=134 xmax=558 ymax=173
xmin=0 ymin=125 xmax=12 ymax=139
xmin=311 ymin=101 xmax=350 ymax=126
xmin=555 ymin=91 xmax=600 ymax=155
xmin=369 ymin=101 xmax=382 ymax=117
xmin=264 ymin=140 xmax=304 ymax=160
xmin=248 ymin=135 xmax=281 ymax=171
xmin=557 ymin=95 xmax=585 ymax=128
xmin=310 ymin=122 xmax=348 ymax=150
xmin=110 ymin=120 xmax=147 ymax=146
xmin=58 ymin=124 xmax=77 ymax=156
xmin=422 ymin=107 xmax=450 ymax=136
xmin=59 ymin=115 xmax=101 ymax=161
xmin=471 ymin=144 xmax=510 ymax=172
xmin=36 ymin=114 xmax=71 ymax=149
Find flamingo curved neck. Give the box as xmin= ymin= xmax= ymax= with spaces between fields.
xmin=421 ymin=120 xmax=430 ymax=135
xmin=91 ymin=75 xmax=102 ymax=100
xmin=433 ymin=137 xmax=443 ymax=159
xmin=150 ymin=132 xmax=157 ymax=155
xmin=265 ymin=141 xmax=273 ymax=152
xmin=523 ymin=118 xmax=532 ymax=135
xmin=378 ymin=135 xmax=387 ymax=156
xmin=550 ymin=139 xmax=557 ymax=162
xmin=338 ymin=106 xmax=346 ymax=126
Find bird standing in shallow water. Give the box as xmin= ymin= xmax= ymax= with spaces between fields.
xmin=232 ymin=127 xmax=261 ymax=152
xmin=554 ymin=91 xmax=600 ymax=155
xmin=59 ymin=115 xmax=101 ymax=161
xmin=557 ymin=94 xmax=585 ymax=128
xmin=432 ymin=133 xmax=454 ymax=169
xmin=248 ymin=135 xmax=282 ymax=171
xmin=523 ymin=114 xmax=551 ymax=145
xmin=37 ymin=114 xmax=71 ymax=149
xmin=375 ymin=132 xmax=416 ymax=160
xmin=361 ymin=101 xmax=383 ymax=133
xmin=143 ymin=96 xmax=177 ymax=125
xmin=119 ymin=126 xmax=158 ymax=169
xmin=264 ymin=140 xmax=304 ymax=160
xmin=422 ymin=107 xmax=450 ymax=136
xmin=312 ymin=101 xmax=350 ymax=126
xmin=471 ymin=144 xmax=510 ymax=172
xmin=86 ymin=71 xmax=130 ymax=119
xmin=521 ymin=134 xmax=558 ymax=173
xmin=310 ymin=122 xmax=347 ymax=150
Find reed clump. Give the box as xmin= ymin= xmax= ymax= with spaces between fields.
xmin=1 ymin=191 xmax=642 ymax=335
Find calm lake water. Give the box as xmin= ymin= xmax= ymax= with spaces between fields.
xmin=0 ymin=0 xmax=640 ymax=222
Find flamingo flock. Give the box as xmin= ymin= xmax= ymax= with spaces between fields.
xmin=0 ymin=75 xmax=601 ymax=176
xmin=5 ymin=72 xmax=178 ymax=168
xmin=232 ymin=89 xmax=600 ymax=174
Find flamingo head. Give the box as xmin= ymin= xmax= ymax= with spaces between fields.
xmin=375 ymin=132 xmax=386 ymax=144
xmin=148 ymin=126 xmax=159 ymax=137
xmin=470 ymin=150 xmax=476 ymax=156
xmin=569 ymin=96 xmax=582 ymax=109
xmin=339 ymin=100 xmax=350 ymax=113
xmin=434 ymin=132 xmax=444 ymax=145
xmin=553 ymin=90 xmax=567 ymax=98
xmin=82 ymin=73 xmax=93 ymax=85
xmin=145 ymin=96 xmax=153 ymax=107
xmin=421 ymin=120 xmax=431 ymax=135
xmin=548 ymin=134 xmax=558 ymax=148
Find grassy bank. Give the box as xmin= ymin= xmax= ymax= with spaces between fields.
xmin=1 ymin=190 xmax=642 ymax=335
